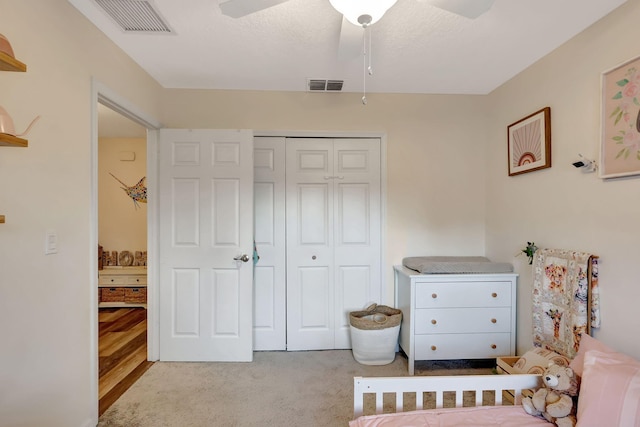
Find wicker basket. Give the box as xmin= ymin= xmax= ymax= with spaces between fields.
xmin=101 ymin=287 xmax=124 ymax=302
xmin=124 ymin=287 xmax=147 ymax=304
xmin=349 ymin=304 xmax=402 ymax=330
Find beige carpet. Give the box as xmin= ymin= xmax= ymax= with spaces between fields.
xmin=98 ymin=351 xmax=494 ymax=427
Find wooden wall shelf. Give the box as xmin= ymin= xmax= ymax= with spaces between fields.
xmin=0 ymin=51 xmax=26 ymax=72
xmin=0 ymin=133 xmax=28 ymax=147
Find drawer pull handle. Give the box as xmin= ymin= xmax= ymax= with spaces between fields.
xmin=431 ymin=293 xmax=437 ymax=299
xmin=431 ymin=319 xmax=437 ymax=325
xmin=491 ymin=318 xmax=497 ymax=324
xmin=110 ymin=279 xmax=115 ymax=282
xmin=491 ymin=344 xmax=497 ymax=349
xmin=491 ymin=292 xmax=497 ymax=298
xmin=431 ymin=345 xmax=437 ymax=351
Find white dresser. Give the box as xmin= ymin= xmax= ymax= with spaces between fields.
xmin=394 ymin=265 xmax=517 ymax=375
xmin=98 ymin=266 xmax=147 ymax=308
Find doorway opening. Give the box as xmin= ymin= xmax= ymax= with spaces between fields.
xmin=97 ymin=102 xmax=152 ymax=415
xmin=90 ymin=81 xmax=162 ymax=420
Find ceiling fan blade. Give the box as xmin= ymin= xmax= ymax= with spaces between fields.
xmin=421 ymin=0 xmax=495 ymax=18
xmin=219 ymin=0 xmax=291 ymax=18
xmin=338 ymin=16 xmax=363 ymax=61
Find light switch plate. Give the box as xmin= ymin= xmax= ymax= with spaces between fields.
xmin=45 ymin=230 xmax=58 ymax=255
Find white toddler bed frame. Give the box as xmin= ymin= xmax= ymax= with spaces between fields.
xmin=353 ymin=374 xmax=541 ymax=418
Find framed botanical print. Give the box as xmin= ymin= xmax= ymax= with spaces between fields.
xmin=600 ymin=55 xmax=640 ymax=178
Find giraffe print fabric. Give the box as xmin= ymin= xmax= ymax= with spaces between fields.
xmin=532 ymin=248 xmax=600 ymax=359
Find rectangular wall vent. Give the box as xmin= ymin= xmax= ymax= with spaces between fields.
xmin=307 ymin=79 xmax=344 ymax=92
xmin=95 ymin=0 xmax=173 ymax=33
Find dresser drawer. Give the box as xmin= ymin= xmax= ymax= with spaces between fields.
xmin=98 ymin=275 xmax=127 ymax=286
xmin=415 ymin=281 xmax=511 ymax=308
xmin=126 ymin=275 xmax=147 ymax=286
xmin=415 ymin=307 xmax=511 ymax=334
xmin=415 ymin=333 xmax=512 ymax=360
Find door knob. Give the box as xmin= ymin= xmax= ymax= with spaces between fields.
xmin=233 ymin=254 xmax=250 ymax=263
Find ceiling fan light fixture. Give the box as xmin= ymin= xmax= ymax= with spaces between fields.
xmin=329 ymin=0 xmax=398 ymax=27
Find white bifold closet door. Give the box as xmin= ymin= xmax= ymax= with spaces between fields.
xmin=253 ymin=137 xmax=286 ymax=351
xmin=286 ymin=138 xmax=382 ymax=351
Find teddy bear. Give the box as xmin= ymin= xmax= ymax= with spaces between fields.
xmin=522 ymin=362 xmax=580 ymax=427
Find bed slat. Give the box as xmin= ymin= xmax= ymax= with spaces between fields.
xmin=353 ymin=374 xmax=541 ymax=419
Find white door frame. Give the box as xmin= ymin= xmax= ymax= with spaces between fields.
xmin=89 ymin=79 xmax=162 ymax=421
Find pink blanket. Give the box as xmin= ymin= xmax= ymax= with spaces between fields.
xmin=349 ymin=406 xmax=551 ymax=427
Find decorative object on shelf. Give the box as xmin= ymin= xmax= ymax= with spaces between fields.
xmin=0 ymin=32 xmax=26 ymax=72
xmin=600 ymin=54 xmax=640 ymax=178
xmin=0 ymin=105 xmax=40 ymax=137
xmin=134 ymin=250 xmax=147 ymax=266
xmin=118 ymin=250 xmax=134 ymax=266
xmin=0 ymin=33 xmax=15 ymax=58
xmin=519 ymin=241 xmax=538 ymax=265
xmin=98 ymin=245 xmax=103 ymax=270
xmin=109 ymin=173 xmax=147 ymax=209
xmin=104 ymin=251 xmax=118 ymax=266
xmin=507 ymin=107 xmax=551 ymax=176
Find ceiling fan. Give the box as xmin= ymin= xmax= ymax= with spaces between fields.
xmin=218 ymin=0 xmax=495 ymax=21
xmin=218 ymin=0 xmax=495 ymax=59
xmin=218 ymin=0 xmax=494 ymax=102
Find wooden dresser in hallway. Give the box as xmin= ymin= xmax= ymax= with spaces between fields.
xmin=99 ymin=307 xmax=153 ymax=416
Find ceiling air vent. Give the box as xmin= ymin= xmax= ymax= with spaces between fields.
xmin=94 ymin=0 xmax=173 ymax=33
xmin=307 ymin=79 xmax=344 ymax=92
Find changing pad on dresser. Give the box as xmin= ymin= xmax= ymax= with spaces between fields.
xmin=402 ymin=256 xmax=513 ymax=274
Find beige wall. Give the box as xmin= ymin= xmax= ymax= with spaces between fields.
xmin=0 ymin=1 xmax=162 ymax=426
xmin=160 ymin=90 xmax=490 ymax=301
xmin=2 ymin=0 xmax=639 ymax=426
xmin=485 ymin=0 xmax=640 ymax=359
xmin=98 ymin=138 xmax=147 ymax=254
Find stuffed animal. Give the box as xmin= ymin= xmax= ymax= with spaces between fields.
xmin=522 ymin=362 xmax=580 ymax=427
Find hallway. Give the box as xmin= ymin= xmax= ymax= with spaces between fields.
xmin=99 ymin=307 xmax=153 ymax=416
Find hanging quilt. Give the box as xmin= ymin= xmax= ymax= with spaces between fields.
xmin=532 ymin=248 xmax=600 ymax=359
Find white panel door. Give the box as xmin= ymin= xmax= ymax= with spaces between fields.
xmin=286 ymin=139 xmax=334 ymax=350
xmin=286 ymin=138 xmax=381 ymax=351
xmin=333 ymin=138 xmax=381 ymax=348
xmin=159 ymin=129 xmax=254 ymax=361
xmin=253 ymin=137 xmax=286 ymax=350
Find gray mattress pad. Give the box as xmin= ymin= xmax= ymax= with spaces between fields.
xmin=402 ymin=256 xmax=514 ymax=274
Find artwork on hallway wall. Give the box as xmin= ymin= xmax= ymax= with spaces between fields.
xmin=109 ymin=173 xmax=148 ymax=208
xmin=601 ymin=55 xmax=640 ymax=179
xmin=507 ymin=107 xmax=552 ymax=176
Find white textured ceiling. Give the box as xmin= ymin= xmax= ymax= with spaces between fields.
xmin=70 ymin=0 xmax=626 ymax=94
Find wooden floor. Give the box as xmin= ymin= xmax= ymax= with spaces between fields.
xmin=99 ymin=307 xmax=154 ymax=417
